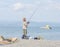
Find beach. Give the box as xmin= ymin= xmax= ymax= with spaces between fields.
xmin=0 ymin=39 xmax=60 ymax=47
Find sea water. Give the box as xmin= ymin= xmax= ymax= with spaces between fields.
xmin=0 ymin=22 xmax=60 ymax=40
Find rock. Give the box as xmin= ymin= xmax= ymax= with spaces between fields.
xmin=8 ymin=37 xmax=17 ymax=42
xmin=34 ymin=36 xmax=44 ymax=40
xmin=0 ymin=36 xmax=4 ymax=41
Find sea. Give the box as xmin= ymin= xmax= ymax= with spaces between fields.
xmin=0 ymin=22 xmax=60 ymax=40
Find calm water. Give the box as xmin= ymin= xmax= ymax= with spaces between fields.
xmin=0 ymin=22 xmax=60 ymax=40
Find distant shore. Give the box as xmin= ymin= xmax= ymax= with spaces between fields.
xmin=0 ymin=39 xmax=60 ymax=47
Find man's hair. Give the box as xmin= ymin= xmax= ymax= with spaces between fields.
xmin=23 ymin=18 xmax=26 ymax=21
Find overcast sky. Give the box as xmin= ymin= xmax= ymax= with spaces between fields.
xmin=0 ymin=0 xmax=60 ymax=23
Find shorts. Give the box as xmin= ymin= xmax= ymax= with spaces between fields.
xmin=23 ymin=29 xmax=27 ymax=36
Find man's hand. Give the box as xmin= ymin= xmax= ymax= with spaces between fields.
xmin=27 ymin=22 xmax=30 ymax=24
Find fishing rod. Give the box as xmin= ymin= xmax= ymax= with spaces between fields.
xmin=28 ymin=3 xmax=40 ymax=22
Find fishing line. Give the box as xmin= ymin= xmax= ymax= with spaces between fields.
xmin=28 ymin=2 xmax=40 ymax=22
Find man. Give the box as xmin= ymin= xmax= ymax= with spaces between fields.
xmin=22 ymin=17 xmax=29 ymax=39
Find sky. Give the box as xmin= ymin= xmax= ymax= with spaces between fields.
xmin=0 ymin=0 xmax=60 ymax=23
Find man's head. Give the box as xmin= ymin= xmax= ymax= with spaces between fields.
xmin=23 ymin=17 xmax=26 ymax=22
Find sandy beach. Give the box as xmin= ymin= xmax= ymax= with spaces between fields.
xmin=0 ymin=39 xmax=60 ymax=47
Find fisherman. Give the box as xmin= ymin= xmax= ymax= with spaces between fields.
xmin=22 ymin=17 xmax=29 ymax=39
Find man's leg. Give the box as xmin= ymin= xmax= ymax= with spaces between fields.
xmin=22 ymin=29 xmax=27 ymax=39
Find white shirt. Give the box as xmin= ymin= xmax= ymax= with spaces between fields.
xmin=23 ymin=22 xmax=27 ymax=29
